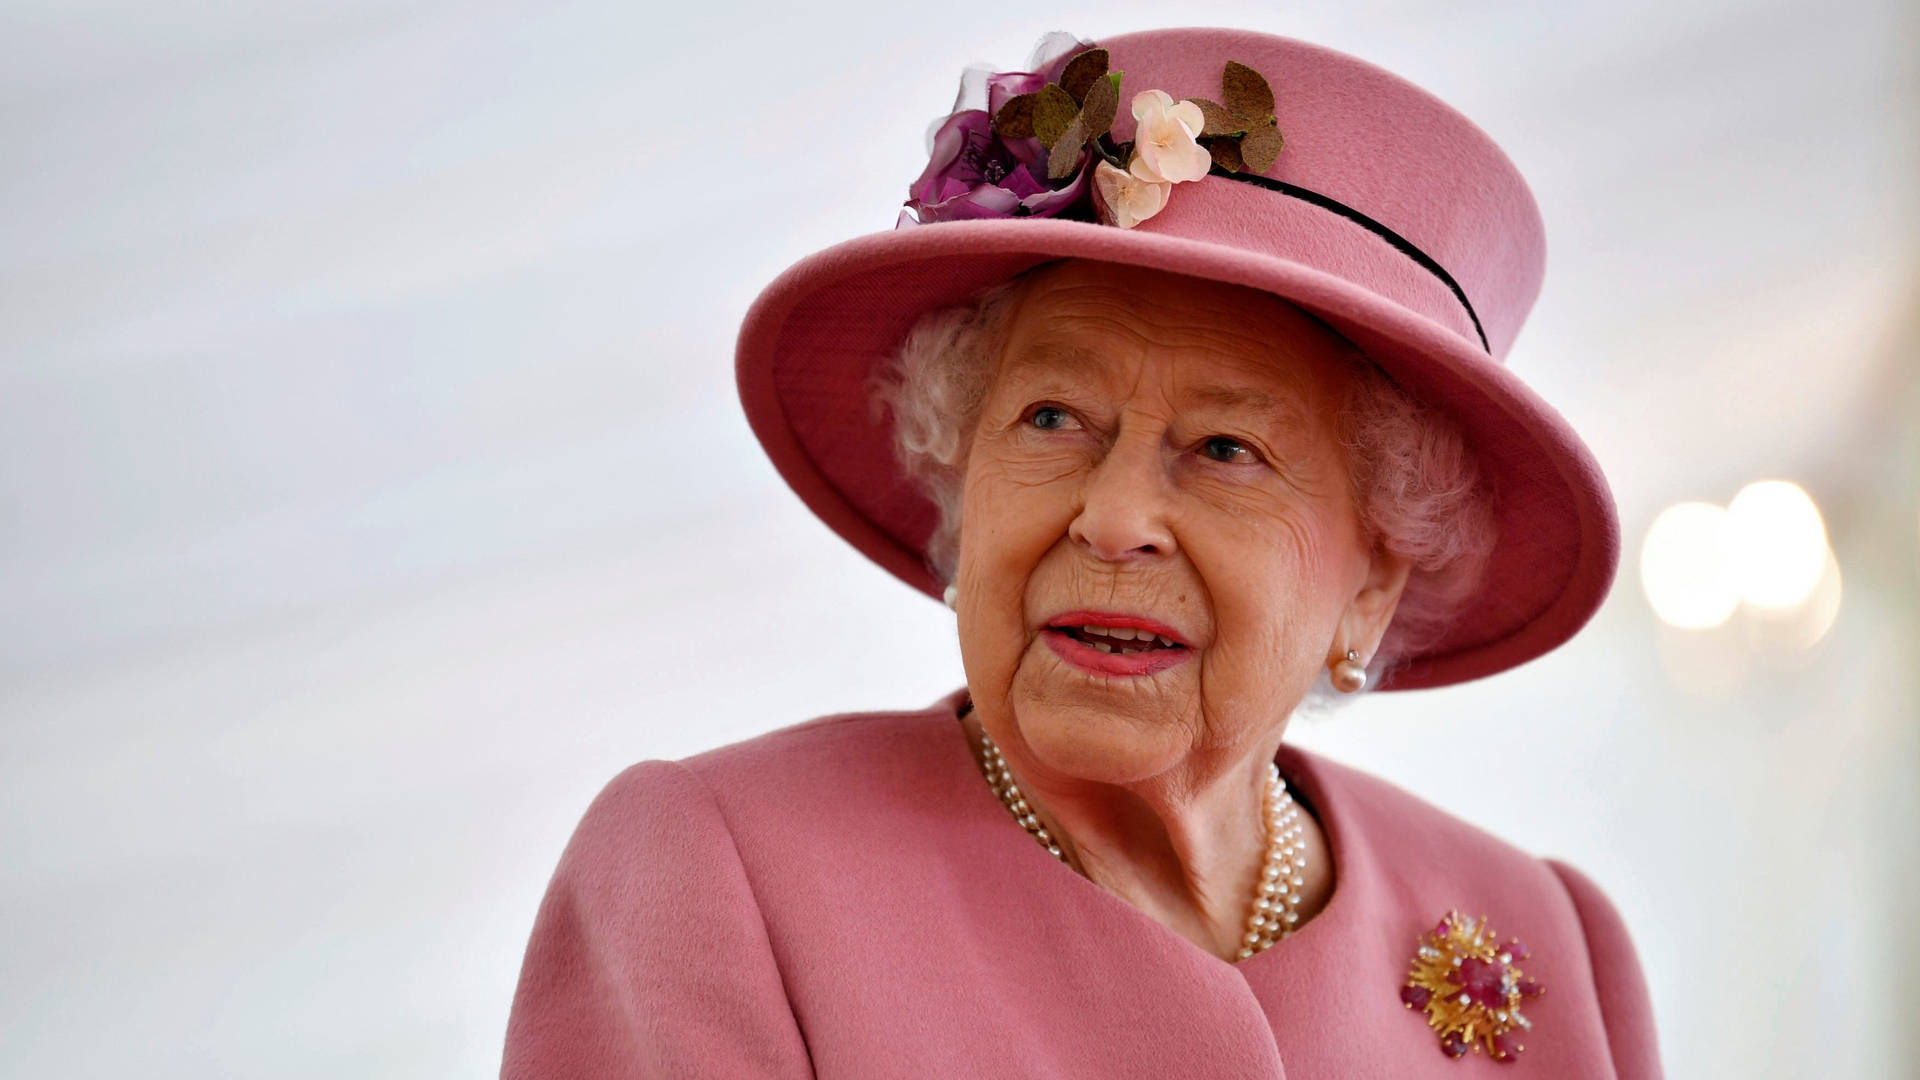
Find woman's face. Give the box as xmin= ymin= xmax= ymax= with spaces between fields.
xmin=954 ymin=259 xmax=1399 ymax=783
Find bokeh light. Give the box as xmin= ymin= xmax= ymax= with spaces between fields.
xmin=1640 ymin=501 xmax=1742 ymax=629
xmin=1726 ymin=480 xmax=1830 ymax=609
xmin=1743 ymin=544 xmax=1844 ymax=651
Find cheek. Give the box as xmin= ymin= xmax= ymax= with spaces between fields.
xmin=953 ymin=450 xmax=1085 ymax=685
xmin=1185 ymin=496 xmax=1353 ymax=692
xmin=958 ymin=448 xmax=1085 ymax=581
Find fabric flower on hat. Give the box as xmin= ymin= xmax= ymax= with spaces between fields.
xmin=1091 ymin=160 xmax=1172 ymax=229
xmin=1126 ymin=90 xmax=1211 ymax=185
xmin=900 ymin=39 xmax=1287 ymax=231
xmin=905 ymin=101 xmax=1089 ymax=223
xmin=901 ymin=41 xmax=1109 ymax=226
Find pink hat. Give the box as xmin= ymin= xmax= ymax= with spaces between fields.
xmin=734 ymin=27 xmax=1620 ymax=691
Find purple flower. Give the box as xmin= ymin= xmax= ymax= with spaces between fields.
xmin=902 ymin=69 xmax=1092 ymax=225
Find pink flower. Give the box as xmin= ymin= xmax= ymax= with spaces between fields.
xmin=1092 ymin=160 xmax=1171 ymax=229
xmin=1127 ymin=89 xmax=1211 ymax=185
xmin=901 ymin=69 xmax=1093 ymax=225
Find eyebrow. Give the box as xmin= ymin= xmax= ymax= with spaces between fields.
xmin=1182 ymin=384 xmax=1312 ymax=430
xmin=997 ymin=343 xmax=1316 ymax=432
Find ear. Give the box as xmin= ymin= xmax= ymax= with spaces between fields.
xmin=1333 ymin=544 xmax=1414 ymax=662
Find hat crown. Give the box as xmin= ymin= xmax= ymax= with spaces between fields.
xmin=1085 ymin=27 xmax=1545 ymax=360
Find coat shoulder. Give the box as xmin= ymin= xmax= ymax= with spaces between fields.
xmin=675 ymin=693 xmax=966 ymax=791
xmin=643 ymin=693 xmax=976 ymax=854
xmin=556 ymin=696 xmax=966 ymax=895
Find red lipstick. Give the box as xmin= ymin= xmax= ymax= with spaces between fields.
xmin=1041 ymin=610 xmax=1194 ymax=678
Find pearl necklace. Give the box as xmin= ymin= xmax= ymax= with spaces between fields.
xmin=973 ymin=728 xmax=1309 ymax=959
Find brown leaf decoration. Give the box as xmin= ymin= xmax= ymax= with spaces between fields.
xmin=1221 ymin=60 xmax=1274 ymax=121
xmin=1058 ymin=48 xmax=1109 ymax=104
xmin=1031 ymin=84 xmax=1080 ymax=148
xmin=1206 ymin=138 xmax=1246 ymax=173
xmin=1047 ymin=115 xmax=1088 ymax=179
xmin=1079 ymin=68 xmax=1119 ymax=140
xmin=1239 ymin=124 xmax=1284 ymax=174
xmin=992 ymin=93 xmax=1036 ymax=139
xmin=1187 ymin=98 xmax=1247 ymax=137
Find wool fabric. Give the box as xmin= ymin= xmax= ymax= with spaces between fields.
xmin=503 ymin=689 xmax=1661 ymax=1078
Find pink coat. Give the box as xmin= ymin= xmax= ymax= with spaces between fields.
xmin=502 ymin=690 xmax=1662 ymax=1078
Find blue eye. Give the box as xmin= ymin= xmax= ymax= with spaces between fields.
xmin=1202 ymin=436 xmax=1253 ymax=463
xmin=1029 ymin=406 xmax=1072 ymax=430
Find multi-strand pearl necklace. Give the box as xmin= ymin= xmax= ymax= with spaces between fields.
xmin=973 ymin=727 xmax=1309 ymax=960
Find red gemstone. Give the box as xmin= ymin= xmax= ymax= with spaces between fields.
xmin=1506 ymin=939 xmax=1530 ymax=962
xmin=1432 ymin=916 xmax=1453 ymax=938
xmin=1456 ymin=956 xmax=1508 ymax=1008
xmin=1492 ymin=1029 xmax=1524 ymax=1061
xmin=1400 ymin=984 xmax=1432 ymax=1009
xmin=1440 ymin=1032 xmax=1469 ymax=1058
xmin=1518 ymin=977 xmax=1544 ymax=997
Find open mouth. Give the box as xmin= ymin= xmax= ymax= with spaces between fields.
xmin=1049 ymin=624 xmax=1187 ymax=655
xmin=1041 ymin=614 xmax=1193 ymax=677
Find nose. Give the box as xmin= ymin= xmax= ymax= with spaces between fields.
xmin=1067 ymin=430 xmax=1177 ymax=562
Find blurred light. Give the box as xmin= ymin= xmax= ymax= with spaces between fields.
xmin=1792 ymin=547 xmax=1844 ymax=650
xmin=1641 ymin=501 xmax=1742 ymax=629
xmin=1726 ymin=480 xmax=1830 ymax=609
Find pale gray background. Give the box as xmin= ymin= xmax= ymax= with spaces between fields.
xmin=3 ymin=1 xmax=1917 ymax=1076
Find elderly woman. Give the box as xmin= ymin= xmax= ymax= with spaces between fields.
xmin=503 ymin=27 xmax=1660 ymax=1078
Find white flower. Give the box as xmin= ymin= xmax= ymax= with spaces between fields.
xmin=1127 ymin=89 xmax=1211 ymax=185
xmin=1093 ymin=160 xmax=1172 ymax=229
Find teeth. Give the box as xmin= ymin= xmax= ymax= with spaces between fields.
xmin=1092 ymin=641 xmax=1115 ymax=653
xmin=1072 ymin=624 xmax=1179 ymax=647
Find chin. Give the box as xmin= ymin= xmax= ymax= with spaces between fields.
xmin=1005 ymin=653 xmax=1197 ymax=783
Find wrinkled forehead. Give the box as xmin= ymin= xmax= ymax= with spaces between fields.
xmin=992 ymin=261 xmax=1354 ymax=415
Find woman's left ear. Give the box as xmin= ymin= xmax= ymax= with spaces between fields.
xmin=1337 ymin=546 xmax=1414 ymax=659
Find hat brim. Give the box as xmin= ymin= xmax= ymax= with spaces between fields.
xmin=735 ymin=212 xmax=1619 ymax=692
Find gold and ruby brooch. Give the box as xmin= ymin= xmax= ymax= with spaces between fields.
xmin=1400 ymin=911 xmax=1544 ymax=1063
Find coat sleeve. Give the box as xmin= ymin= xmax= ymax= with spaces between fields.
xmin=502 ymin=760 xmax=815 ymax=1079
xmin=1545 ymin=859 xmax=1663 ymax=1080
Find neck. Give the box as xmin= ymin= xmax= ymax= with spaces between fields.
xmin=960 ymin=709 xmax=1279 ymax=963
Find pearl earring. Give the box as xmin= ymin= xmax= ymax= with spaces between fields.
xmin=1332 ymin=648 xmax=1367 ymax=693
xmin=943 ymin=585 xmax=959 ymax=611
